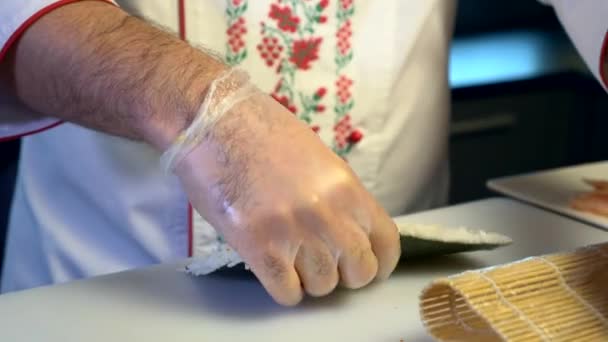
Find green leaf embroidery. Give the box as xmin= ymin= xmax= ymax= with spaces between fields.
xmin=346 ymin=100 xmax=354 ymax=111
xmin=344 ymin=51 xmax=353 ymax=62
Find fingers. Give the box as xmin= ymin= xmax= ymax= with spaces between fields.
xmin=295 ymin=203 xmax=379 ymax=290
xmin=335 ymin=220 xmax=379 ymax=289
xmin=293 ymin=216 xmax=387 ymax=293
xmin=247 ymin=246 xmax=304 ymax=307
xmin=245 ymin=217 xmax=380 ymax=305
xmin=294 ymin=241 xmax=339 ymax=297
xmin=227 ymin=192 xmax=398 ymax=306
xmin=368 ymin=202 xmax=401 ymax=280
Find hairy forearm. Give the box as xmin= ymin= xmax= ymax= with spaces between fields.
xmin=1 ymin=1 xmax=226 ymax=150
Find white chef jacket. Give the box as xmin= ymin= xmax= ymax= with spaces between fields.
xmin=0 ymin=0 xmax=603 ymax=293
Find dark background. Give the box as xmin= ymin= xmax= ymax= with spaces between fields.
xmin=0 ymin=0 xmax=607 ymax=276
xmin=454 ymin=0 xmax=561 ymax=36
xmin=448 ymin=0 xmax=608 ymax=203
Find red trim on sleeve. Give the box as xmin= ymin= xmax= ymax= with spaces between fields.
xmin=0 ymin=120 xmax=63 ymax=142
xmin=178 ymin=0 xmax=193 ymax=257
xmin=600 ymin=31 xmax=608 ymax=89
xmin=0 ymin=0 xmax=117 ymax=141
xmin=178 ymin=0 xmax=186 ymax=40
xmin=0 ymin=0 xmax=91 ymax=61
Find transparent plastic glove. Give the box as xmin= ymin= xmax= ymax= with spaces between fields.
xmin=162 ymin=68 xmax=400 ymax=306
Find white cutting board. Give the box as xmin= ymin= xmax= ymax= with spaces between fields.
xmin=488 ymin=161 xmax=608 ymax=229
xmin=1 ymin=198 xmax=607 ymax=342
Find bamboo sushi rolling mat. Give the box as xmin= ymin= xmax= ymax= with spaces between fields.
xmin=420 ymin=242 xmax=608 ymax=341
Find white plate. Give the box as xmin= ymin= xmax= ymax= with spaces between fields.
xmin=487 ymin=161 xmax=608 ymax=229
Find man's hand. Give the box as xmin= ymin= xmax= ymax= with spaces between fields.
xmin=1 ymin=1 xmax=401 ymax=305
xmin=176 ymin=91 xmax=401 ymax=306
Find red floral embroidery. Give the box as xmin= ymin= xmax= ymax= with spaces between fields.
xmin=258 ymin=1 xmax=336 ymax=138
xmin=336 ymin=75 xmax=353 ymax=104
xmin=225 ymin=0 xmax=248 ymax=65
xmin=317 ymin=0 xmax=329 ymax=23
xmin=340 ymin=0 xmax=353 ymax=10
xmin=271 ymin=94 xmax=297 ymax=114
xmin=333 ymin=0 xmax=359 ymax=157
xmin=257 ymin=36 xmax=283 ymax=67
xmin=314 ymin=87 xmax=327 ymax=100
xmin=269 ymin=4 xmax=300 ymax=33
xmin=336 ymin=21 xmax=352 ymax=55
xmin=260 ymin=1 xmax=329 ymax=129
xmin=348 ymin=129 xmax=363 ymax=143
xmin=334 ymin=115 xmax=363 ymax=149
xmin=227 ymin=17 xmax=246 ymax=53
xmin=290 ymin=37 xmax=322 ymax=70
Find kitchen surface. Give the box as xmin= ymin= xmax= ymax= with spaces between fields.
xmin=2 ymin=199 xmax=607 ymax=341
xmin=0 ymin=0 xmax=607 ymax=341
